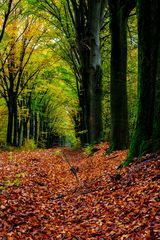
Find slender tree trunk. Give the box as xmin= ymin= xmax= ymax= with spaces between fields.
xmin=23 ymin=117 xmax=29 ymax=141
xmin=13 ymin=95 xmax=18 ymax=146
xmin=7 ymin=103 xmax=14 ymax=145
xmin=122 ymin=0 xmax=160 ymax=167
xmin=18 ymin=118 xmax=23 ymax=147
xmin=34 ymin=112 xmax=39 ymax=144
xmin=29 ymin=113 xmax=34 ymax=139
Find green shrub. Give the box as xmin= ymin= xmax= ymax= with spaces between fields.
xmin=22 ymin=139 xmax=36 ymax=150
xmin=83 ymin=144 xmax=94 ymax=155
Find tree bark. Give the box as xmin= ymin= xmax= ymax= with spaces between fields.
xmin=7 ymin=102 xmax=14 ymax=145
xmin=151 ymin=2 xmax=160 ymax=152
xmin=13 ymin=94 xmax=18 ymax=146
xmin=71 ymin=0 xmax=106 ymax=145
xmin=109 ymin=0 xmax=135 ymax=150
xmin=87 ymin=1 xmax=103 ymax=144
xmin=122 ymin=0 xmax=160 ymax=166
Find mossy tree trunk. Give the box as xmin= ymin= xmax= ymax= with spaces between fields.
xmin=122 ymin=0 xmax=160 ymax=167
xmin=152 ymin=11 xmax=160 ymax=152
xmin=109 ymin=0 xmax=135 ymax=150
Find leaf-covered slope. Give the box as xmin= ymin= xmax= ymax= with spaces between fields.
xmin=0 ymin=145 xmax=159 ymax=239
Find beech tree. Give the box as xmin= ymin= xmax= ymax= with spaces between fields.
xmin=30 ymin=0 xmax=107 ymax=145
xmin=108 ymin=0 xmax=136 ymax=150
xmin=0 ymin=10 xmax=48 ymax=146
xmin=121 ymin=0 xmax=160 ymax=167
xmin=69 ymin=0 xmax=107 ymax=145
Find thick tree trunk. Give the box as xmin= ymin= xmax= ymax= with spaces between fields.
xmin=109 ymin=0 xmax=135 ymax=151
xmin=87 ymin=1 xmax=103 ymax=144
xmin=72 ymin=0 xmax=105 ymax=145
xmin=152 ymin=5 xmax=160 ymax=152
xmin=122 ymin=0 xmax=160 ymax=166
xmin=79 ymin=73 xmax=89 ymax=145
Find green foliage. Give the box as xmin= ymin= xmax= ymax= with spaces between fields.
xmin=0 ymin=173 xmax=24 ymax=193
xmin=8 ymin=151 xmax=14 ymax=161
xmin=37 ymin=137 xmax=47 ymax=149
xmin=52 ymin=149 xmax=62 ymax=156
xmin=22 ymin=139 xmax=36 ymax=150
xmin=0 ymin=0 xmax=138 ymax=150
xmin=83 ymin=144 xmax=94 ymax=156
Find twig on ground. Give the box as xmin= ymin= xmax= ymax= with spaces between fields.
xmin=61 ymin=151 xmax=80 ymax=191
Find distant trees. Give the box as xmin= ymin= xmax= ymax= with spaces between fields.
xmin=0 ymin=4 xmax=50 ymax=146
xmin=28 ymin=66 xmax=77 ymax=148
xmin=0 ymin=1 xmax=77 ymax=148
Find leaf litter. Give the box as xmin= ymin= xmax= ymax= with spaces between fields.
xmin=0 ymin=143 xmax=159 ymax=239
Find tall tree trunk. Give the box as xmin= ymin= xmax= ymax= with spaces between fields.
xmin=23 ymin=117 xmax=29 ymax=141
xmin=109 ymin=0 xmax=135 ymax=151
xmin=152 ymin=4 xmax=160 ymax=152
xmin=72 ymin=0 xmax=106 ymax=145
xmin=122 ymin=0 xmax=160 ymax=167
xmin=7 ymin=103 xmax=14 ymax=145
xmin=87 ymin=1 xmax=103 ymax=144
xmin=29 ymin=113 xmax=34 ymax=139
xmin=34 ymin=112 xmax=39 ymax=144
xmin=18 ymin=118 xmax=23 ymax=147
xmin=13 ymin=95 xmax=18 ymax=146
xmin=40 ymin=0 xmax=106 ymax=146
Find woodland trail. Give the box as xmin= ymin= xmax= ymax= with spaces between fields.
xmin=0 ymin=144 xmax=159 ymax=239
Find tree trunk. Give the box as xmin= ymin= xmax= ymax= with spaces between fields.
xmin=23 ymin=117 xmax=29 ymax=141
xmin=152 ymin=3 xmax=160 ymax=152
xmin=7 ymin=103 xmax=14 ymax=145
xmin=29 ymin=113 xmax=34 ymax=139
xmin=72 ymin=0 xmax=105 ymax=145
xmin=34 ymin=112 xmax=39 ymax=144
xmin=18 ymin=118 xmax=23 ymax=147
xmin=6 ymin=90 xmax=17 ymax=146
xmin=87 ymin=1 xmax=103 ymax=144
xmin=109 ymin=0 xmax=135 ymax=151
xmin=13 ymin=95 xmax=18 ymax=146
xmin=122 ymin=0 xmax=160 ymax=166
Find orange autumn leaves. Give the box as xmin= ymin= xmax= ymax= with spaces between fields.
xmin=0 ymin=145 xmax=159 ymax=239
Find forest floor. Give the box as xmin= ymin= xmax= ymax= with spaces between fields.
xmin=0 ymin=143 xmax=159 ymax=240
